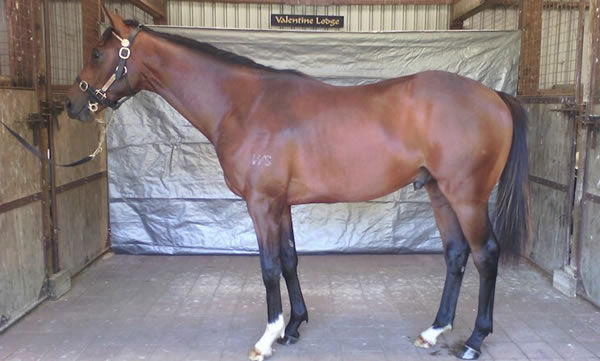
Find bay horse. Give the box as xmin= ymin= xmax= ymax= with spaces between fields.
xmin=66 ymin=6 xmax=530 ymax=361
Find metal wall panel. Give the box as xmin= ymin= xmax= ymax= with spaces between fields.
xmin=168 ymin=1 xmax=450 ymax=30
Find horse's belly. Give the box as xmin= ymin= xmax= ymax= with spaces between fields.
xmin=288 ymin=156 xmax=420 ymax=204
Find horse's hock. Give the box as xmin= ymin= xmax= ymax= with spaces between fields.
xmin=1 ymin=1 xmax=600 ymax=361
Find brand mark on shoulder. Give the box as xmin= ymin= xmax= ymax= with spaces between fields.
xmin=252 ymin=154 xmax=272 ymax=167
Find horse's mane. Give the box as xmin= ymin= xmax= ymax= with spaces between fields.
xmin=100 ymin=20 xmax=306 ymax=77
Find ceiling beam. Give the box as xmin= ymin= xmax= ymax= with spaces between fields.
xmin=129 ymin=0 xmax=166 ymax=21
xmin=451 ymin=0 xmax=494 ymax=24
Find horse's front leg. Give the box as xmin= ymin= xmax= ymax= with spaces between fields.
xmin=247 ymin=194 xmax=286 ymax=361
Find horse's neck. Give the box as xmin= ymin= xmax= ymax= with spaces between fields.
xmin=139 ymin=37 xmax=240 ymax=144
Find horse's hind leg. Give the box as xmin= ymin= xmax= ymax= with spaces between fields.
xmin=415 ymin=181 xmax=470 ymax=349
xmin=277 ymin=205 xmax=309 ymax=345
xmin=451 ymin=201 xmax=499 ymax=360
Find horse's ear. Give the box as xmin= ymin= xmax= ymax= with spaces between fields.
xmin=101 ymin=1 xmax=128 ymax=36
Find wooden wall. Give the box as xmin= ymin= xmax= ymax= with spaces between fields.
xmin=0 ymin=89 xmax=46 ymax=330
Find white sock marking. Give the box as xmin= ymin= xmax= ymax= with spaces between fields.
xmin=420 ymin=324 xmax=452 ymax=346
xmin=254 ymin=314 xmax=285 ymax=357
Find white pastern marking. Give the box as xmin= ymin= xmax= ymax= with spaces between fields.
xmin=252 ymin=154 xmax=272 ymax=167
xmin=419 ymin=324 xmax=452 ymax=346
xmin=254 ymin=314 xmax=285 ymax=357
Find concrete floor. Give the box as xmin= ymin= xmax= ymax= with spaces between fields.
xmin=1 ymin=253 xmax=599 ymax=361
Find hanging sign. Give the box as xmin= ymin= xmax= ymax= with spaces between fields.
xmin=271 ymin=14 xmax=344 ymax=29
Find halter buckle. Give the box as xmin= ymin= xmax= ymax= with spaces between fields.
xmin=119 ymin=47 xmax=131 ymax=60
xmin=95 ymin=89 xmax=107 ymax=100
xmin=121 ymin=39 xmax=130 ymax=47
xmin=88 ymin=102 xmax=99 ymax=113
xmin=79 ymin=80 xmax=88 ymax=92
xmin=115 ymin=65 xmax=128 ymax=75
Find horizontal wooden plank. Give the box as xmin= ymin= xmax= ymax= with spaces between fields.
xmin=529 ymin=175 xmax=569 ymax=193
xmin=0 ymin=194 xmax=42 ymax=215
xmin=584 ymin=192 xmax=600 ymax=204
xmin=0 ymin=172 xmax=107 ymax=215
xmin=56 ymin=171 xmax=107 ymax=194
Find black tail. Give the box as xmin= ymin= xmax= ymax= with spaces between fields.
xmin=495 ymin=91 xmax=531 ymax=264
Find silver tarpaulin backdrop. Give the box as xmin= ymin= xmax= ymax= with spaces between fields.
xmin=108 ymin=28 xmax=520 ymax=255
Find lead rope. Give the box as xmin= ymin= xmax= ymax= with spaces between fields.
xmin=89 ymin=109 xmax=115 ymax=160
xmin=1 ymin=109 xmax=117 ymax=167
xmin=47 ymin=109 xmax=116 ymax=167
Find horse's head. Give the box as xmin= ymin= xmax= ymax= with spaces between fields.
xmin=66 ymin=4 xmax=142 ymax=121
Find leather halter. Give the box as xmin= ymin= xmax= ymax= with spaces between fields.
xmin=76 ymin=24 xmax=142 ymax=113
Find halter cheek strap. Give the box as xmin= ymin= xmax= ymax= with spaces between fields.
xmin=77 ymin=24 xmax=142 ymax=113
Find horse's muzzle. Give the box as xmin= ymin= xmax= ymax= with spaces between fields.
xmin=65 ymin=99 xmax=92 ymax=121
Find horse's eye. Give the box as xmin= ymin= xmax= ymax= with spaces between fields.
xmin=91 ymin=49 xmax=101 ymax=61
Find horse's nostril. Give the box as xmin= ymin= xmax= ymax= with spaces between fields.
xmin=65 ymin=99 xmax=72 ymax=110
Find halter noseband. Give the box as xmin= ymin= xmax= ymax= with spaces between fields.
xmin=76 ymin=24 xmax=142 ymax=113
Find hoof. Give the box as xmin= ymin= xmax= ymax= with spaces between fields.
xmin=456 ymin=344 xmax=481 ymax=360
xmin=277 ymin=334 xmax=299 ymax=345
xmin=249 ymin=347 xmax=271 ymax=361
xmin=414 ymin=335 xmax=433 ymax=349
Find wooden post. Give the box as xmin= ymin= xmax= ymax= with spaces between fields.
xmin=518 ymin=0 xmax=542 ymax=95
xmin=572 ymin=0 xmax=599 ymax=275
xmin=81 ymin=0 xmax=101 ymax=63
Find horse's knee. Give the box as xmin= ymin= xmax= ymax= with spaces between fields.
xmin=282 ymin=262 xmax=297 ymax=279
xmin=473 ymin=239 xmax=500 ymax=275
xmin=261 ymin=258 xmax=282 ymax=287
xmin=446 ymin=241 xmax=469 ymax=275
xmin=281 ymin=251 xmax=297 ymax=278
